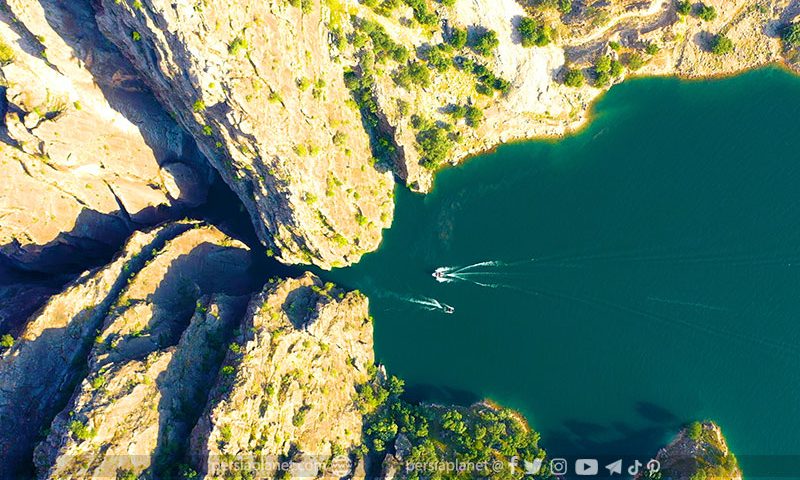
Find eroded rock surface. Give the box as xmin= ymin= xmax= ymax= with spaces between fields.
xmin=0 ymin=0 xmax=209 ymax=271
xmin=94 ymin=0 xmax=395 ymax=269
xmin=189 ymin=272 xmax=374 ymax=479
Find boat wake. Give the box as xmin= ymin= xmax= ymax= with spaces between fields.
xmin=431 ymin=257 xmax=798 ymax=358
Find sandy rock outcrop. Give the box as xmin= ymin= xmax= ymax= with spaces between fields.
xmin=94 ymin=0 xmax=395 ymax=270
xmin=0 ymin=0 xmax=209 ymax=272
xmin=189 ymin=272 xmax=374 ymax=479
xmin=0 ymin=221 xmax=253 ymax=477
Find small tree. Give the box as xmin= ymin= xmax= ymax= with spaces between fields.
xmin=448 ymin=27 xmax=468 ymax=49
xmin=518 ymin=17 xmax=552 ymax=47
xmin=594 ymin=56 xmax=612 ymax=86
xmin=610 ymin=59 xmax=624 ymax=77
xmin=465 ymin=106 xmax=484 ymax=127
xmin=417 ymin=126 xmax=455 ymax=169
xmin=645 ymin=42 xmax=660 ymax=55
xmin=676 ymin=0 xmax=692 ymax=16
xmin=710 ymin=34 xmax=733 ymax=55
xmin=626 ymin=52 xmax=645 ymax=70
xmin=563 ymin=68 xmax=585 ymax=87
xmin=472 ymin=29 xmax=499 ymax=56
xmin=0 ymin=334 xmax=13 ymax=348
xmin=697 ymin=3 xmax=717 ymax=21
xmin=783 ymin=23 xmax=800 ymax=48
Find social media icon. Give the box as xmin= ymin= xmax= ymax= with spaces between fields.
xmin=576 ymin=458 xmax=599 ymax=476
xmin=550 ymin=458 xmax=568 ymax=475
xmin=605 ymin=459 xmax=623 ymax=475
xmin=525 ymin=459 xmax=543 ymax=475
xmin=647 ymin=459 xmax=661 ymax=473
xmin=628 ymin=460 xmax=643 ymax=476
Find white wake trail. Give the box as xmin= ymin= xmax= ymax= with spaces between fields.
xmin=647 ymin=296 xmax=728 ymax=312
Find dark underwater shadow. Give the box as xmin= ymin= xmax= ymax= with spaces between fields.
xmin=542 ymin=400 xmax=681 ymax=457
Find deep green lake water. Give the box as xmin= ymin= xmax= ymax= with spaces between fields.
xmin=324 ymin=67 xmax=800 ymax=474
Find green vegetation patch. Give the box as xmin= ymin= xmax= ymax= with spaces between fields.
xmin=356 ymin=371 xmax=551 ymax=479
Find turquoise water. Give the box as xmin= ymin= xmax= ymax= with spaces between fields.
xmin=324 ymin=67 xmax=800 ymax=472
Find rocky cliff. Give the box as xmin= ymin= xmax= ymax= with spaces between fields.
xmin=0 ymin=0 xmax=210 ymax=272
xmin=189 ymin=273 xmax=373 ymax=479
xmin=94 ymin=0 xmax=395 ymax=270
xmin=87 ymin=0 xmax=800 ymax=203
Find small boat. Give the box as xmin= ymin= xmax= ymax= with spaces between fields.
xmin=432 ymin=269 xmax=446 ymax=280
xmin=443 ymin=304 xmax=455 ymax=314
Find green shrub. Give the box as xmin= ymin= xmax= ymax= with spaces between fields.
xmin=626 ymin=52 xmax=645 ymax=70
xmin=563 ymin=68 xmax=585 ymax=87
xmin=676 ymin=0 xmax=692 ymax=15
xmin=332 ymin=131 xmax=347 ymax=146
xmin=688 ymin=421 xmax=703 ymax=441
xmin=471 ymin=29 xmax=499 ymax=56
xmin=595 ymin=55 xmax=611 ymax=73
xmin=465 ymin=106 xmax=483 ymax=127
xmin=416 ymin=125 xmax=454 ymax=169
xmin=645 ymin=42 xmax=660 ymax=55
xmin=0 ymin=334 xmax=13 ymax=348
xmin=697 ymin=3 xmax=717 ymax=21
xmin=610 ymin=59 xmax=624 ymax=77
xmin=407 ymin=61 xmax=431 ymax=87
xmin=402 ymin=0 xmax=437 ymax=25
xmin=0 ymin=39 xmax=15 ymax=65
xmin=518 ymin=17 xmax=552 ymax=47
xmin=448 ymin=27 xmax=468 ymax=49
xmin=116 ymin=469 xmax=137 ymax=480
xmin=192 ymin=100 xmax=206 ymax=112
xmin=595 ymin=71 xmax=611 ymax=87
xmin=69 ymin=420 xmax=96 ymax=441
xmin=426 ymin=44 xmax=451 ymax=72
xmin=710 ymin=34 xmax=733 ymax=54
xmin=356 ymin=19 xmax=408 ymax=64
xmin=227 ymin=36 xmax=248 ymax=55
xmin=783 ymin=23 xmax=800 ymax=48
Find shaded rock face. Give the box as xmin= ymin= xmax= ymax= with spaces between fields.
xmin=642 ymin=421 xmax=742 ymax=480
xmin=189 ymin=273 xmax=374 ymax=479
xmin=0 ymin=0 xmax=210 ymax=272
xmin=94 ymin=0 xmax=395 ymax=270
xmin=0 ymin=222 xmax=253 ymax=478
